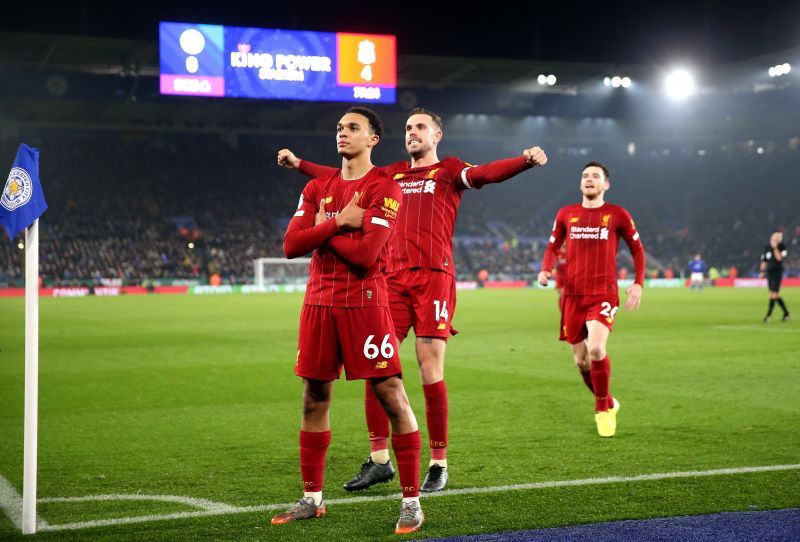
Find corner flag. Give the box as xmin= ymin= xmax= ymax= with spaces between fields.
xmin=1 ymin=144 xmax=47 ymax=239
xmin=3 ymin=143 xmax=47 ymax=535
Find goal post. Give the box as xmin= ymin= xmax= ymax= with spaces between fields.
xmin=253 ymin=257 xmax=311 ymax=291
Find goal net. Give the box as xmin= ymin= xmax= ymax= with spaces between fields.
xmin=252 ymin=257 xmax=311 ymax=293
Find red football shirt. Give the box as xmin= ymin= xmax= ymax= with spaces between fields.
xmin=542 ymin=202 xmax=645 ymax=296
xmin=300 ymin=155 xmax=532 ymax=276
xmin=284 ymin=167 xmax=403 ymax=307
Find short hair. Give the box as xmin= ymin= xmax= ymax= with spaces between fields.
xmin=583 ymin=161 xmax=610 ymax=180
xmin=408 ymin=107 xmax=443 ymax=131
xmin=345 ymin=107 xmax=383 ymax=140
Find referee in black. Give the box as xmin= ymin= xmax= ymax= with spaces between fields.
xmin=760 ymin=230 xmax=790 ymax=322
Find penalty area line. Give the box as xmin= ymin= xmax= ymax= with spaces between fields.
xmin=17 ymin=462 xmax=800 ymax=533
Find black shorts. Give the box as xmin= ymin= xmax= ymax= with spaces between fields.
xmin=767 ymin=272 xmax=783 ymax=293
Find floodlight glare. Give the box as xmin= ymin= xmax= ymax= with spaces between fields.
xmin=665 ymin=69 xmax=696 ymax=100
xmin=769 ymin=67 xmax=776 ymax=77
xmin=603 ymin=76 xmax=611 ymax=86
xmin=621 ymin=76 xmax=631 ymax=88
xmin=537 ymin=74 xmax=547 ymax=85
xmin=546 ymin=74 xmax=557 ymax=86
xmin=783 ymin=63 xmax=791 ymax=73
xmin=611 ymin=76 xmax=622 ymax=88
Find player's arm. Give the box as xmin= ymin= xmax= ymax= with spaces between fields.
xmin=327 ymin=183 xmax=402 ymax=269
xmin=773 ymin=244 xmax=787 ymax=262
xmin=283 ymin=183 xmax=341 ymax=259
xmin=620 ymin=211 xmax=646 ymax=310
xmin=459 ymin=147 xmax=547 ymax=190
xmin=538 ymin=212 xmax=566 ymax=286
xmin=278 ymin=148 xmax=396 ymax=178
xmin=277 ymin=148 xmax=339 ymax=178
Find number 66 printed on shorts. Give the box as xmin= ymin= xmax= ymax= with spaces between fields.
xmin=295 ymin=305 xmax=403 ymax=381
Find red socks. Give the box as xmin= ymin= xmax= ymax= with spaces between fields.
xmin=392 ymin=430 xmax=421 ymax=497
xmin=364 ymin=381 xmax=390 ymax=452
xmin=579 ymin=368 xmax=594 ymax=393
xmin=299 ymin=430 xmax=330 ymax=492
xmin=590 ymin=356 xmax=611 ymax=412
xmin=423 ymin=380 xmax=448 ymax=460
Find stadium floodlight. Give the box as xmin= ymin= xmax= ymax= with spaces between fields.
xmin=188 ymin=242 xmax=195 ymax=249
xmin=537 ymin=74 xmax=547 ymax=85
xmin=664 ymin=69 xmax=696 ymax=100
xmin=546 ymin=74 xmax=557 ymax=86
xmin=18 ymin=242 xmax=24 ymax=250
xmin=604 ymin=75 xmax=631 ymax=89
xmin=769 ymin=63 xmax=792 ymax=77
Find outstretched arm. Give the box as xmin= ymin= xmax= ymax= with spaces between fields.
xmin=277 ymin=148 xmax=339 ymax=178
xmin=462 ymin=147 xmax=547 ymax=189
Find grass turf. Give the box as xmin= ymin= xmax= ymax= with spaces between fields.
xmin=0 ymin=287 xmax=798 ymax=540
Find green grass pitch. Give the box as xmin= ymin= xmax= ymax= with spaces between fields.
xmin=0 ymin=287 xmax=798 ymax=541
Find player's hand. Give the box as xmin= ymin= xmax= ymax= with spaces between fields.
xmin=524 ymin=146 xmax=548 ymax=167
xmin=624 ymin=283 xmax=642 ymax=310
xmin=277 ymin=149 xmax=300 ymax=169
xmin=335 ymin=192 xmax=364 ymax=230
xmin=315 ymin=199 xmax=328 ymax=225
xmin=537 ymin=270 xmax=552 ymax=286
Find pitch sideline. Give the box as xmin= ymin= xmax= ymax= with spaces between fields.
xmin=1 ymin=463 xmax=798 ymax=533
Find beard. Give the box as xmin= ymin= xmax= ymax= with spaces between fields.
xmin=406 ymin=141 xmax=427 ymax=159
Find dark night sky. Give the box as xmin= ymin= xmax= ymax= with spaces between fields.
xmin=2 ymin=1 xmax=799 ymax=65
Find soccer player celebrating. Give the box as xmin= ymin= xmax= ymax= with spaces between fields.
xmin=537 ymin=161 xmax=645 ymax=438
xmin=272 ymin=107 xmax=424 ymax=535
xmin=278 ymin=108 xmax=547 ymax=492
xmin=760 ymin=230 xmax=790 ymax=322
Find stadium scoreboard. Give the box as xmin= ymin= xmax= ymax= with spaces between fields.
xmin=159 ymin=22 xmax=396 ymax=104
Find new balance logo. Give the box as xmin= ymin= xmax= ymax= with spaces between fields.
xmin=375 ymin=360 xmax=388 ymax=369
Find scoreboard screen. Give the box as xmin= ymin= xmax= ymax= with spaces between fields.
xmin=159 ymin=22 xmax=396 ymax=104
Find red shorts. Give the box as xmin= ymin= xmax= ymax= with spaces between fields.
xmin=388 ymin=268 xmax=458 ymax=341
xmin=559 ymin=294 xmax=620 ymax=344
xmin=296 ymin=305 xmax=402 ymax=381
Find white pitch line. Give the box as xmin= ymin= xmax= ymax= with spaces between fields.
xmin=39 ymin=494 xmax=236 ymax=512
xmin=0 ymin=473 xmax=49 ymax=531
xmin=31 ymin=462 xmax=800 ymax=533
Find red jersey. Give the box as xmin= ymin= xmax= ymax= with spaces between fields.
xmin=284 ymin=167 xmax=403 ymax=308
xmin=542 ymin=202 xmax=645 ymax=296
xmin=299 ymin=155 xmax=532 ymax=276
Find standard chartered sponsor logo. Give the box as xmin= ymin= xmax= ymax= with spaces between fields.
xmin=399 ymin=179 xmax=425 ymax=194
xmin=569 ymin=225 xmax=609 ymax=240
xmin=398 ymin=179 xmax=436 ymax=195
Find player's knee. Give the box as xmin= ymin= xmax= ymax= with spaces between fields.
xmin=573 ymin=356 xmax=590 ymax=371
xmin=588 ymin=346 xmax=606 ymax=360
xmin=418 ymin=359 xmax=444 ymax=384
xmin=302 ymin=394 xmax=330 ymax=418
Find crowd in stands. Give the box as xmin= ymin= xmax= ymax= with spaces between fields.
xmin=1 ymin=130 xmax=798 ymax=286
